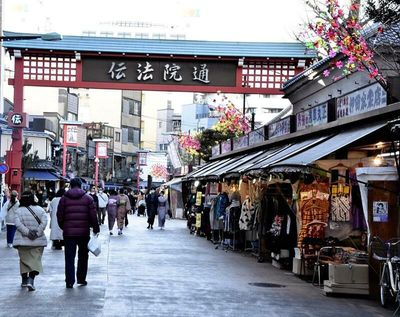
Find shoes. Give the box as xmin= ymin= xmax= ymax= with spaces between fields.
xmin=27 ymin=277 xmax=35 ymax=291
xmin=77 ymin=281 xmax=87 ymax=286
xmin=109 ymin=231 xmax=113 ymax=235
xmin=118 ymin=229 xmax=122 ymax=235
xmin=150 ymin=226 xmax=153 ymax=230
xmin=147 ymin=225 xmax=150 ymax=229
xmin=66 ymin=283 xmax=73 ymax=289
xmin=21 ymin=276 xmax=28 ymax=287
xmin=7 ymin=243 xmax=13 ymax=248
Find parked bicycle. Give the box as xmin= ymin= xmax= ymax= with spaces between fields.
xmin=370 ymin=236 xmax=400 ymax=307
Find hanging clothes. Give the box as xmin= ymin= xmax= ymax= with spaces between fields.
xmin=239 ymin=197 xmax=255 ymax=230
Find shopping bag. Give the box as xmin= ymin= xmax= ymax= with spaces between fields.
xmin=87 ymin=234 xmax=101 ymax=256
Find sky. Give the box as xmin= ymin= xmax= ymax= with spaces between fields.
xmin=2 ymin=0 xmax=313 ymax=42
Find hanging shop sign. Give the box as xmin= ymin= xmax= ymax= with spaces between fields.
xmin=221 ymin=139 xmax=232 ymax=154
xmin=83 ymin=58 xmax=237 ymax=87
xmin=296 ymin=103 xmax=328 ymax=131
xmin=336 ymin=83 xmax=387 ymax=120
xmin=233 ymin=135 xmax=248 ymax=150
xmin=372 ymin=201 xmax=388 ymax=222
xmin=248 ymin=127 xmax=265 ymax=146
xmin=96 ymin=142 xmax=108 ymax=159
xmin=268 ymin=116 xmax=294 ymax=139
xmin=65 ymin=125 xmax=79 ymax=146
xmin=195 ymin=191 xmax=202 ymax=206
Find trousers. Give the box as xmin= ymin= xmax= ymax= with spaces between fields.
xmin=64 ymin=236 xmax=90 ymax=285
xmin=6 ymin=225 xmax=16 ymax=244
xmin=97 ymin=208 xmax=106 ymax=224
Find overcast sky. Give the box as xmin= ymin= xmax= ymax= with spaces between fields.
xmin=3 ymin=0 xmax=315 ymax=42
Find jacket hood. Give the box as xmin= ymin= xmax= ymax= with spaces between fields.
xmin=64 ymin=188 xmax=87 ymax=199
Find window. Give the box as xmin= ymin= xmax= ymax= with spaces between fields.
xmin=159 ymin=144 xmax=168 ymax=151
xmin=122 ymin=127 xmax=140 ymax=146
xmin=115 ymin=132 xmax=121 ymax=142
xmin=122 ymin=128 xmax=128 ymax=144
xmin=122 ymin=97 xmax=141 ymax=116
xmin=118 ymin=32 xmax=131 ymax=38
xmin=100 ymin=31 xmax=114 ymax=37
xmin=153 ymin=33 xmax=166 ymax=39
xmin=159 ymin=121 xmax=162 ymax=128
xmin=82 ymin=30 xmax=96 ymax=36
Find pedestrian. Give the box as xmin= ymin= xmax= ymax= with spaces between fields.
xmin=48 ymin=188 xmax=65 ymax=250
xmin=1 ymin=190 xmax=20 ymax=248
xmin=106 ymin=190 xmax=119 ymax=235
xmin=136 ymin=192 xmax=146 ymax=217
xmin=157 ymin=191 xmax=169 ymax=230
xmin=97 ymin=187 xmax=108 ymax=225
xmin=57 ymin=178 xmax=100 ymax=289
xmin=145 ymin=188 xmax=158 ymax=230
xmin=13 ymin=191 xmax=48 ymax=291
xmin=88 ymin=186 xmax=100 ymax=225
xmin=116 ymin=188 xmax=131 ymax=235
xmin=127 ymin=189 xmax=137 ymax=215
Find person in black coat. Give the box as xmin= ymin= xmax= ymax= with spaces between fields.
xmin=145 ymin=188 xmax=158 ymax=229
xmin=88 ymin=186 xmax=100 ymax=225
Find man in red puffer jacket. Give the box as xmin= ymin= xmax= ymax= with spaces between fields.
xmin=57 ymin=178 xmax=100 ymax=289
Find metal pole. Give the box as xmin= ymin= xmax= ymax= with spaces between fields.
xmin=95 ymin=158 xmax=99 ymax=188
xmin=62 ymin=124 xmax=67 ymax=177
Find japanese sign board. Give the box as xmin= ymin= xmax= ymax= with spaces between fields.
xmin=211 ymin=145 xmax=220 ymax=157
xmin=221 ymin=140 xmax=232 ymax=154
xmin=336 ymin=83 xmax=387 ymax=119
xmin=82 ymin=58 xmax=237 ymax=87
xmin=268 ymin=117 xmax=291 ymax=139
xmin=7 ymin=112 xmax=28 ymax=128
xmin=248 ymin=128 xmax=265 ymax=146
xmin=233 ymin=135 xmax=249 ymax=150
xmin=96 ymin=142 xmax=108 ymax=158
xmin=373 ymin=201 xmax=388 ymax=222
xmin=65 ymin=125 xmax=79 ymax=146
xmin=296 ymin=103 xmax=328 ymax=131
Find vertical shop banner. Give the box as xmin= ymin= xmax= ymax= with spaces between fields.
xmin=96 ymin=142 xmax=108 ymax=158
xmin=195 ymin=191 xmax=202 ymax=206
xmin=330 ymin=184 xmax=351 ymax=221
xmin=373 ymin=201 xmax=388 ymax=222
xmin=167 ymin=141 xmax=182 ymax=169
xmin=66 ymin=125 xmax=79 ymax=146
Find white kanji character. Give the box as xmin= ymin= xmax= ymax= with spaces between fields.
xmin=137 ymin=62 xmax=154 ymax=81
xmin=163 ymin=63 xmax=182 ymax=81
xmin=108 ymin=62 xmax=127 ymax=80
xmin=193 ymin=64 xmax=210 ymax=83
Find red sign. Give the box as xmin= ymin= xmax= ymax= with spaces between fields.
xmin=7 ymin=112 xmax=28 ymax=128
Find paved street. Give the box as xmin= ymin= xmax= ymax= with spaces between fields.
xmin=0 ymin=215 xmax=393 ymax=317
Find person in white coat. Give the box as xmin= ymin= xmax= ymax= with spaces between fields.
xmin=13 ymin=191 xmax=48 ymax=291
xmin=97 ymin=188 xmax=108 ymax=225
xmin=48 ymin=189 xmax=65 ymax=250
xmin=0 ymin=190 xmax=20 ymax=248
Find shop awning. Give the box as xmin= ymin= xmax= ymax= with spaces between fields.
xmin=245 ymin=135 xmax=330 ymax=172
xmin=183 ymin=158 xmax=231 ymax=180
xmin=23 ymin=170 xmax=61 ymax=181
xmin=270 ymin=121 xmax=386 ymax=169
xmin=163 ymin=177 xmax=183 ymax=187
xmin=199 ymin=156 xmax=246 ymax=180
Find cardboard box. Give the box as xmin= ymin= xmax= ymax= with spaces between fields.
xmin=328 ymin=263 xmax=368 ymax=284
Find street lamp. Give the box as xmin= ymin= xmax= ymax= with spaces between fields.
xmin=2 ymin=32 xmax=62 ymax=195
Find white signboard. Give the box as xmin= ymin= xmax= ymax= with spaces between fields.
xmin=140 ymin=152 xmax=169 ymax=183
xmin=296 ymin=103 xmax=328 ymax=131
xmin=66 ymin=125 xmax=78 ymax=146
xmin=337 ymin=83 xmax=387 ymax=119
xmin=96 ymin=142 xmax=108 ymax=158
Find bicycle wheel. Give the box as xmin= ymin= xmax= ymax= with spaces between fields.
xmin=381 ymin=265 xmax=392 ymax=307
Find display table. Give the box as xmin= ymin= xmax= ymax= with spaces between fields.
xmin=323 ymin=263 xmax=369 ymax=295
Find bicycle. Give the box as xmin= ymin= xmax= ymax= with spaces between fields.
xmin=371 ymin=236 xmax=400 ymax=307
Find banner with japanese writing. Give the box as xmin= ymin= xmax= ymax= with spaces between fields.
xmin=83 ymin=58 xmax=237 ymax=87
xmin=296 ymin=103 xmax=328 ymax=131
xmin=336 ymin=83 xmax=387 ymax=119
xmin=65 ymin=125 xmax=78 ymax=146
xmin=96 ymin=142 xmax=108 ymax=158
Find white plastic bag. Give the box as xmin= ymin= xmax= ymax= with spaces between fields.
xmin=87 ymin=234 xmax=101 ymax=256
